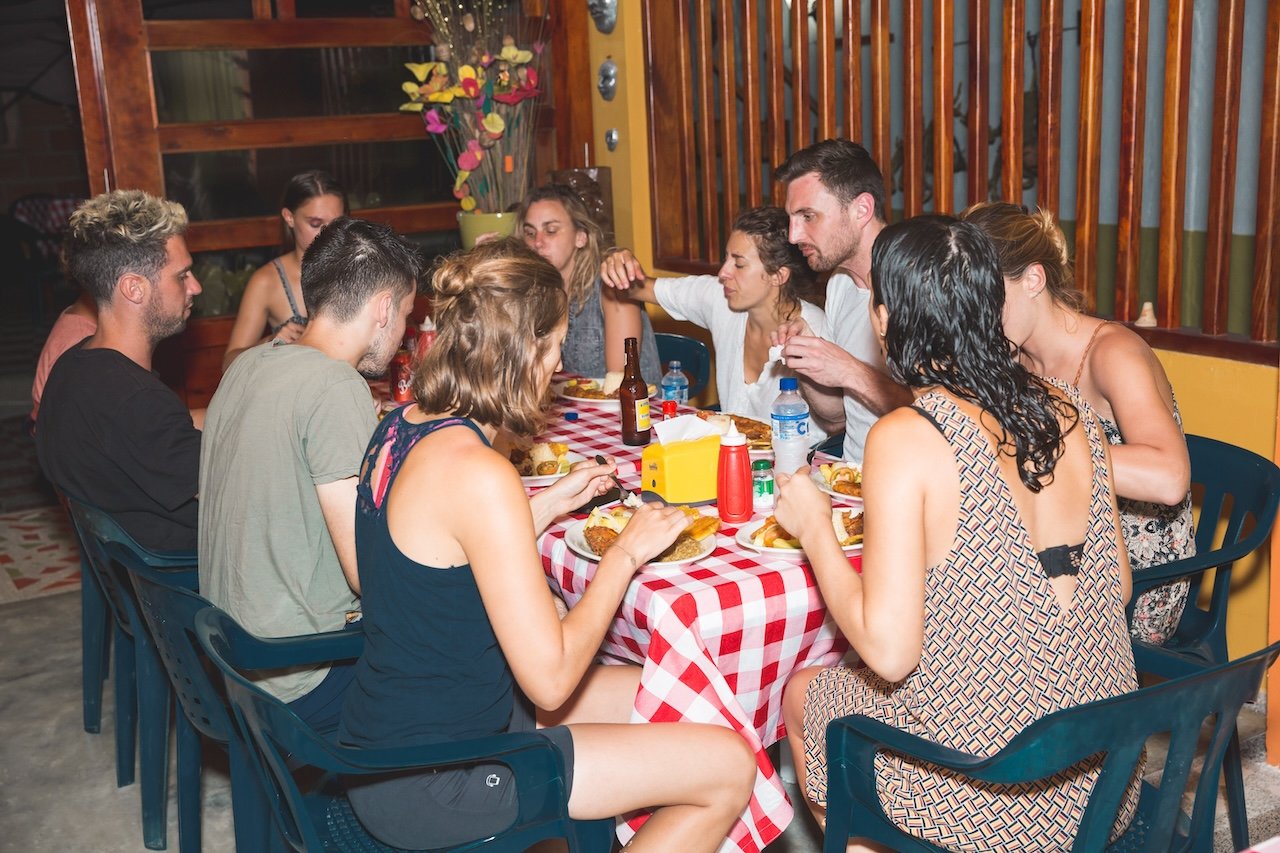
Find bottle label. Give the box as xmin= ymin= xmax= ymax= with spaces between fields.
xmin=752 ymin=475 xmax=775 ymax=510
xmin=771 ymin=411 xmax=808 ymax=441
xmin=634 ymin=399 xmax=651 ymax=430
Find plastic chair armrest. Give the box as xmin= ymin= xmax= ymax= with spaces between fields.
xmin=223 ymin=625 xmax=365 ymax=671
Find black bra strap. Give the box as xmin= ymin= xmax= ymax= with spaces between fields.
xmin=912 ymin=405 xmax=948 ymax=438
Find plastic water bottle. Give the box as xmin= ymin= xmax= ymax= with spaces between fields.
xmin=660 ymin=360 xmax=690 ymax=404
xmin=771 ymin=377 xmax=810 ymax=475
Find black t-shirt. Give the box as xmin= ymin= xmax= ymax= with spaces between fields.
xmin=36 ymin=342 xmax=200 ymax=552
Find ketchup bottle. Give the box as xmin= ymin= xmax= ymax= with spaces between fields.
xmin=717 ymin=423 xmax=751 ymax=523
xmin=619 ymin=337 xmax=651 ymax=446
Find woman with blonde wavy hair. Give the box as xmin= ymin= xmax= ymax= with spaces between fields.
xmin=337 ymin=239 xmax=754 ymax=851
xmin=961 ymin=201 xmax=1194 ymax=645
xmin=518 ymin=183 xmax=662 ymax=384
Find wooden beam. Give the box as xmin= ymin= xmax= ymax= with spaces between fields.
xmin=694 ymin=0 xmax=719 ymax=261
xmin=101 ymin=0 xmax=164 ymax=193
xmin=814 ymin=0 xmax=838 ymax=142
xmin=1074 ymin=0 xmax=1104 ymax=305
xmin=65 ymin=0 xmax=112 ymax=195
xmin=1037 ymin=0 xmax=1064 ymax=216
xmin=842 ymin=0 xmax=863 ymax=143
xmin=157 ymin=114 xmax=425 ymax=153
xmin=1157 ymin=0 xmax=1194 ymax=328
xmin=869 ymin=0 xmax=892 ymax=215
xmin=901 ymin=0 xmax=925 ymax=217
xmin=1203 ymin=0 xmax=1247 ymax=336
xmin=792 ymin=0 xmax=812 ymax=149
xmin=966 ymin=0 xmax=990 ymax=207
xmin=184 ymin=203 xmax=460 ymax=253
xmin=740 ymin=0 xmax=763 ymax=208
xmin=932 ymin=0 xmax=955 ymax=214
xmin=146 ymin=19 xmax=432 ymax=50
xmin=1000 ymin=0 xmax=1025 ymax=202
xmin=549 ymin=0 xmax=593 ymax=169
xmin=1114 ymin=0 xmax=1149 ymax=322
xmin=1253 ymin=0 xmax=1280 ymax=344
xmin=644 ymin=0 xmax=698 ymax=260
xmin=717 ymin=0 xmax=741 ymax=217
xmin=766 ymin=1 xmax=787 ymax=201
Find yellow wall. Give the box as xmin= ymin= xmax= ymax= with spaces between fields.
xmin=588 ymin=12 xmax=1280 ymax=656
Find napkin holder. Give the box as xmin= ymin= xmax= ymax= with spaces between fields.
xmin=640 ymin=435 xmax=720 ymax=505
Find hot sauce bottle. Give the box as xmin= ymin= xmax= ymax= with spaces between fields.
xmin=619 ymin=337 xmax=651 ymax=446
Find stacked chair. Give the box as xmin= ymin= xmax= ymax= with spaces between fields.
xmin=1128 ymin=434 xmax=1280 ymax=849
xmin=66 ymin=497 xmax=196 ymax=850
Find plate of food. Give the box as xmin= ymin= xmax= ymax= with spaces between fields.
xmin=555 ymin=375 xmax=655 ymax=410
xmin=510 ymin=442 xmax=585 ymax=486
xmin=812 ymin=461 xmax=863 ymax=503
xmin=737 ymin=508 xmax=863 ymax=556
xmin=563 ymin=504 xmax=720 ymax=567
xmin=693 ymin=411 xmax=773 ymax=452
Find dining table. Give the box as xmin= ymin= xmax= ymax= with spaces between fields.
xmin=530 ymin=387 xmax=857 ymax=853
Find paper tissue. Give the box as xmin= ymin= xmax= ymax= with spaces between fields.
xmin=640 ymin=414 xmax=722 ymax=504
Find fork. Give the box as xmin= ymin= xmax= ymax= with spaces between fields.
xmin=594 ymin=454 xmax=633 ymax=502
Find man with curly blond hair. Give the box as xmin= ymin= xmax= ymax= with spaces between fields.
xmin=36 ymin=189 xmax=203 ymax=551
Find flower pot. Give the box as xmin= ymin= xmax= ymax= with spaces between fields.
xmin=457 ymin=211 xmax=518 ymax=249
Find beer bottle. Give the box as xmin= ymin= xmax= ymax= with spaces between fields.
xmin=619 ymin=337 xmax=651 ymax=446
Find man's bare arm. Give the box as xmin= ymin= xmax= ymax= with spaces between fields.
xmin=316 ymin=477 xmax=360 ymax=595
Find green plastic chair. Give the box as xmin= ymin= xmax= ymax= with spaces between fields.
xmin=655 ymin=332 xmax=711 ymax=400
xmin=196 ymin=605 xmax=615 ymax=852
xmin=822 ymin=640 xmax=1280 ymax=852
xmin=1129 ymin=434 xmax=1280 ymax=849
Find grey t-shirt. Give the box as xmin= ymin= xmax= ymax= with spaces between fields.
xmin=198 ymin=342 xmax=376 ymax=701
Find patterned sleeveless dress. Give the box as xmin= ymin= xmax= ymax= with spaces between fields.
xmin=802 ymin=390 xmax=1141 ymax=851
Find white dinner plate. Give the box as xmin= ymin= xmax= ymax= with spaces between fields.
xmin=520 ymin=451 xmax=587 ymax=487
xmin=736 ymin=510 xmax=864 ymax=557
xmin=562 ymin=519 xmax=715 ymax=567
xmin=811 ymin=464 xmax=864 ymax=505
xmin=553 ymin=379 xmax=654 ymax=411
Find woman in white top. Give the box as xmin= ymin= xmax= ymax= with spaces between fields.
xmin=601 ymin=206 xmax=833 ymax=438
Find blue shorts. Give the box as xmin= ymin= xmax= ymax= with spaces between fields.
xmin=344 ymin=726 xmax=575 ymax=850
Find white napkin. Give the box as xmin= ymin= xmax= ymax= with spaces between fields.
xmin=768 ymin=344 xmax=786 ymax=365
xmin=652 ymin=413 xmax=717 ymax=445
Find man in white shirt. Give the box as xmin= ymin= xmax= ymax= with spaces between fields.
xmin=774 ymin=139 xmax=912 ymax=463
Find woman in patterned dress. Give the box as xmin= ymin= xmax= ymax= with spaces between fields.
xmin=963 ymin=202 xmax=1193 ymax=645
xmin=775 ymin=216 xmax=1141 ymax=851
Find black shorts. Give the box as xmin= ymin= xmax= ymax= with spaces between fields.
xmin=344 ymin=726 xmax=575 ymax=850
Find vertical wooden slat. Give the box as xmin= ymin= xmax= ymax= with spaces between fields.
xmin=1114 ymin=0 xmax=1149 ymax=322
xmin=1075 ymin=0 xmax=1105 ymax=304
xmin=869 ymin=0 xmax=892 ymax=214
xmin=740 ymin=0 xmax=763 ymax=209
xmin=1157 ymin=0 xmax=1194 ymax=328
xmin=842 ymin=0 xmax=863 ymax=142
xmin=791 ymin=0 xmax=812 ymax=150
xmin=251 ymin=0 xmax=271 ymax=19
xmin=932 ymin=0 xmax=955 ymax=214
xmin=814 ymin=0 xmax=838 ymax=141
xmin=550 ymin=0 xmax=593 ymax=171
xmin=66 ymin=0 xmax=112 ymax=195
xmin=98 ymin=0 xmax=164 ymax=193
xmin=644 ymin=0 xmax=699 ymax=262
xmin=1037 ymin=0 xmax=1064 ymax=216
xmin=693 ymin=0 xmax=719 ymax=261
xmin=716 ymin=0 xmax=740 ymax=220
xmin=966 ymin=0 xmax=990 ymax=207
xmin=275 ymin=0 xmax=296 ymax=20
xmin=767 ymin=1 xmax=787 ymax=202
xmin=1203 ymin=0 xmax=1247 ymax=336
xmin=1252 ymin=1 xmax=1280 ymax=344
xmin=1000 ymin=1 xmax=1025 ymax=202
xmin=393 ymin=0 xmax=411 ymax=18
xmin=901 ymin=0 xmax=925 ymax=217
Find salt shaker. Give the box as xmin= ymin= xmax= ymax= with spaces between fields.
xmin=752 ymin=459 xmax=775 ymax=513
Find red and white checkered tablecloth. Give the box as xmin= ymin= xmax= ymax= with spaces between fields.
xmin=535 ymin=395 xmax=852 ymax=853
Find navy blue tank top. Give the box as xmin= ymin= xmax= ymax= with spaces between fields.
xmin=339 ymin=410 xmax=514 ymax=749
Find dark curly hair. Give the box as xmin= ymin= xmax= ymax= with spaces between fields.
xmin=730 ymin=206 xmax=818 ymax=321
xmin=870 ymin=216 xmax=1078 ymax=492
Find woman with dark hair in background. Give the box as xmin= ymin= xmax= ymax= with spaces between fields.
xmin=338 ymin=239 xmax=754 ymax=852
xmin=222 ymin=170 xmax=347 ymax=369
xmin=600 ymin=206 xmax=835 ymax=435
xmin=776 ymin=216 xmax=1139 ymax=851
xmin=518 ymin=183 xmax=662 ymax=385
xmin=962 ymin=201 xmax=1193 ymax=645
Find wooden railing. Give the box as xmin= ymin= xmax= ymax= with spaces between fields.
xmin=644 ymin=0 xmax=1280 ymax=361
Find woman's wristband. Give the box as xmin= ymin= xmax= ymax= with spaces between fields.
xmin=610 ymin=541 xmax=638 ymax=573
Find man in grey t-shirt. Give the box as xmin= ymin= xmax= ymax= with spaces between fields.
xmin=199 ymin=218 xmax=421 ymax=726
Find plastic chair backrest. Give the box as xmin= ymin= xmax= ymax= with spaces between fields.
xmin=126 ymin=564 xmax=232 ymax=743
xmin=823 ymin=640 xmax=1280 ymax=853
xmin=1131 ymin=434 xmax=1280 ymax=667
xmin=196 ymin=606 xmax=596 ymax=853
xmin=10 ymin=194 xmax=83 ymax=260
xmin=65 ymin=497 xmax=197 ymax=638
xmin=654 ymin=332 xmax=711 ymax=399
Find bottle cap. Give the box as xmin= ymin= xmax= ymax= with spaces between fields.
xmin=720 ymin=422 xmax=746 ymax=446
xmin=420 ymin=316 xmax=435 ymax=332
xmin=780 ymin=377 xmax=799 ymax=391
xmin=662 ymin=400 xmax=678 ymax=417
xmin=563 ymin=411 xmax=579 ymax=422
xmin=752 ymin=459 xmax=772 ymax=471
xmin=668 ymin=360 xmax=682 ymax=371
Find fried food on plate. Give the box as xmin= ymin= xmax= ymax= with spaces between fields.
xmin=583 ymin=504 xmax=720 ymax=562
xmin=694 ymin=410 xmax=772 ymax=450
xmin=750 ymin=509 xmax=863 ymax=549
xmin=510 ymin=442 xmax=570 ymax=477
xmin=818 ymin=462 xmax=863 ymax=497
xmin=562 ymin=378 xmax=612 ymax=400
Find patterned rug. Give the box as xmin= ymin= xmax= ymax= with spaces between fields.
xmin=0 ymin=504 xmax=81 ymax=604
